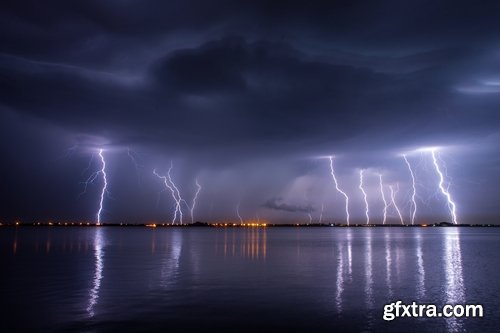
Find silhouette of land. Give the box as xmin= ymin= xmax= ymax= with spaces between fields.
xmin=1 ymin=221 xmax=498 ymax=227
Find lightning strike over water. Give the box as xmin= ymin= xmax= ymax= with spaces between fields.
xmin=379 ymin=174 xmax=388 ymax=224
xmin=389 ymin=184 xmax=404 ymax=225
xmin=78 ymin=150 xmax=110 ymax=225
xmin=430 ymin=150 xmax=458 ymax=224
xmin=403 ymin=155 xmax=417 ymax=225
xmin=153 ymin=169 xmax=176 ymax=223
xmin=166 ymin=162 xmax=186 ymax=224
xmin=328 ymin=156 xmax=350 ymax=225
xmin=96 ymin=149 xmax=108 ymax=225
xmin=359 ymin=169 xmax=369 ymax=224
xmin=190 ymin=178 xmax=202 ymax=223
xmin=153 ymin=163 xmax=184 ymax=225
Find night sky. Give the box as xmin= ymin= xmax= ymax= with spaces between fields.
xmin=1 ymin=1 xmax=500 ymax=224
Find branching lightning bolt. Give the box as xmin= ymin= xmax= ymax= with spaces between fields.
xmin=153 ymin=162 xmax=186 ymax=225
xmin=403 ymin=155 xmax=418 ymax=225
xmin=389 ymin=184 xmax=404 ymax=225
xmin=153 ymin=169 xmax=177 ymax=224
xmin=430 ymin=150 xmax=458 ymax=224
xmin=79 ymin=149 xmax=108 ymax=225
xmin=190 ymin=178 xmax=202 ymax=223
xmin=166 ymin=162 xmax=187 ymax=225
xmin=328 ymin=156 xmax=350 ymax=225
xmin=379 ymin=174 xmax=388 ymax=224
xmin=359 ymin=169 xmax=369 ymax=225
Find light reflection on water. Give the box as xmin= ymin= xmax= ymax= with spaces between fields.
xmin=1 ymin=227 xmax=497 ymax=332
xmin=346 ymin=229 xmax=353 ymax=279
xmin=416 ymin=232 xmax=426 ymax=301
xmin=335 ymin=241 xmax=344 ymax=313
xmin=385 ymin=231 xmax=393 ymax=299
xmin=216 ymin=228 xmax=267 ymax=260
xmin=444 ymin=228 xmax=465 ymax=332
xmin=365 ymin=228 xmax=373 ymax=310
xmin=159 ymin=230 xmax=182 ymax=289
xmin=87 ymin=227 xmax=104 ymax=317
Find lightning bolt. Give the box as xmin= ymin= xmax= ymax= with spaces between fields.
xmin=166 ymin=162 xmax=189 ymax=225
xmin=96 ymin=149 xmax=108 ymax=225
xmin=153 ymin=169 xmax=178 ymax=224
xmin=379 ymin=174 xmax=388 ymax=224
xmin=153 ymin=162 xmax=186 ymax=225
xmin=430 ymin=150 xmax=458 ymax=224
xmin=328 ymin=156 xmax=350 ymax=225
xmin=389 ymin=184 xmax=404 ymax=225
xmin=403 ymin=154 xmax=417 ymax=225
xmin=236 ymin=201 xmax=243 ymax=224
xmin=359 ymin=169 xmax=369 ymax=224
xmin=79 ymin=149 xmax=109 ymax=225
xmin=307 ymin=212 xmax=313 ymax=224
xmin=190 ymin=178 xmax=202 ymax=223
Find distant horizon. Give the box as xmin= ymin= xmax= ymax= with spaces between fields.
xmin=3 ymin=219 xmax=499 ymax=227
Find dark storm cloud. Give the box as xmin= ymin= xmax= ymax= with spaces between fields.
xmin=1 ymin=0 xmax=500 ymax=223
xmin=263 ymin=197 xmax=314 ymax=213
xmin=1 ymin=37 xmax=489 ymax=157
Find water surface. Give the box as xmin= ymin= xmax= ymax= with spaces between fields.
xmin=1 ymin=227 xmax=499 ymax=332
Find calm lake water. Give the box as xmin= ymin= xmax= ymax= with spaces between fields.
xmin=1 ymin=227 xmax=499 ymax=332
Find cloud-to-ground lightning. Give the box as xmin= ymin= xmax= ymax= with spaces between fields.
xmin=96 ymin=149 xmax=108 ymax=225
xmin=166 ymin=162 xmax=190 ymax=224
xmin=153 ymin=162 xmax=186 ymax=224
xmin=328 ymin=156 xmax=350 ymax=225
xmin=389 ymin=184 xmax=404 ymax=225
xmin=153 ymin=169 xmax=179 ymax=224
xmin=190 ymin=178 xmax=202 ymax=223
xmin=403 ymin=154 xmax=417 ymax=225
xmin=430 ymin=149 xmax=458 ymax=224
xmin=236 ymin=201 xmax=243 ymax=224
xmin=379 ymin=174 xmax=388 ymax=224
xmin=359 ymin=169 xmax=369 ymax=224
xmin=79 ymin=149 xmax=109 ymax=225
